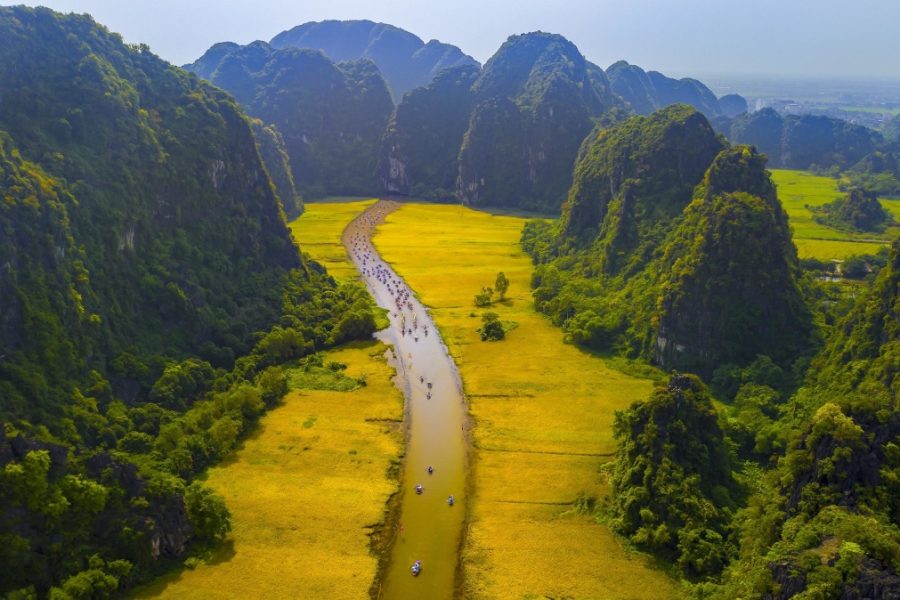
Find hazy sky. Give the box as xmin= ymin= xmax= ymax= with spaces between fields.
xmin=4 ymin=0 xmax=900 ymax=79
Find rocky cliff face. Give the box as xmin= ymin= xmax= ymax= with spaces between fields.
xmin=379 ymin=64 xmax=480 ymax=198
xmin=456 ymin=32 xmax=618 ymax=211
xmin=269 ymin=19 xmax=479 ymax=100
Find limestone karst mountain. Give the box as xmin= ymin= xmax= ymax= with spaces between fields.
xmin=269 ymin=19 xmax=480 ymax=100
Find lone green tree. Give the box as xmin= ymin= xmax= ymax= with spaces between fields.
xmin=495 ymin=272 xmax=510 ymax=300
xmin=474 ymin=286 xmax=493 ymax=307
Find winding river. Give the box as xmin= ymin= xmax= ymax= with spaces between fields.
xmin=343 ymin=201 xmax=468 ymax=600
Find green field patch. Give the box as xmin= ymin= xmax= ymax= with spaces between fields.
xmin=771 ymin=169 xmax=896 ymax=259
xmin=284 ymin=356 xmax=362 ymax=392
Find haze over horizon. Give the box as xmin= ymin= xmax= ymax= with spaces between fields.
xmin=6 ymin=0 xmax=900 ymax=81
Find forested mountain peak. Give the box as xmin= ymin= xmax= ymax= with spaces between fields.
xmin=269 ymin=19 xmax=479 ymax=100
xmin=527 ymin=109 xmax=810 ymax=382
xmin=185 ymin=40 xmax=394 ymax=197
xmin=473 ymin=32 xmax=597 ymax=107
xmin=561 ymin=104 xmax=724 ymax=250
xmin=654 ymin=145 xmax=812 ymax=375
xmin=456 ymin=31 xmax=619 ymax=211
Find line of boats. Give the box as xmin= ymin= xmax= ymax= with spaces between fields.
xmin=411 ymin=465 xmax=455 ymax=576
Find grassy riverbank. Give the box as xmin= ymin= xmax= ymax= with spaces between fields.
xmin=372 ymin=203 xmax=679 ymax=599
xmin=289 ymin=198 xmax=378 ymax=280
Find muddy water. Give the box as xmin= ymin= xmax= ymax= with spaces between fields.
xmin=343 ymin=201 xmax=468 ymax=600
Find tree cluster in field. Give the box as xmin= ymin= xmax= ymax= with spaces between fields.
xmin=474 ymin=274 xmax=510 ymax=341
xmin=473 ymin=272 xmax=510 ymax=308
xmin=0 ymin=8 xmax=380 ymax=598
xmin=809 ymin=187 xmax=894 ymax=233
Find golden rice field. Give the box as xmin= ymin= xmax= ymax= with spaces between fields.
xmin=288 ymin=198 xmax=378 ymax=280
xmin=371 ymin=204 xmax=679 ymax=599
xmin=134 ymin=341 xmax=402 ymax=599
xmin=771 ymin=169 xmax=898 ymax=260
xmin=134 ymin=278 xmax=403 ymax=597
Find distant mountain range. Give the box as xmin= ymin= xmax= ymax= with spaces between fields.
xmin=187 ymin=22 xmax=747 ymax=212
xmin=606 ymin=60 xmax=744 ymax=117
xmin=185 ymin=20 xmax=897 ymax=211
xmin=269 ymin=20 xmax=480 ymax=101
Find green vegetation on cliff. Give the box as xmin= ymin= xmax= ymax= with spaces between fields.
xmin=528 ymin=107 xmax=813 ymax=379
xmin=457 ymin=32 xmax=619 ymax=212
xmin=561 ymin=104 xmax=725 ymax=264
xmin=185 ymin=41 xmax=394 ymax=197
xmin=249 ymin=119 xmax=303 ymax=219
xmin=653 ymin=146 xmax=813 ymax=376
xmin=0 ymin=7 xmax=379 ymax=597
xmin=705 ymin=240 xmax=900 ymax=598
xmin=611 ymin=374 xmax=739 ymax=577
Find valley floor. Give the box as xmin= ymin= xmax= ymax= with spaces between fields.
xmin=370 ymin=203 xmax=678 ymax=599
xmin=134 ymin=198 xmax=680 ymax=599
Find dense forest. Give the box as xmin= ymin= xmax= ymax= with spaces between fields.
xmin=0 ymin=7 xmax=379 ymax=597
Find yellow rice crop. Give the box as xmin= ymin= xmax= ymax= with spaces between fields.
xmin=372 ymin=203 xmax=679 ymax=599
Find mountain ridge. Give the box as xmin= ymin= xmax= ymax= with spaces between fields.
xmin=269 ymin=19 xmax=480 ymax=100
